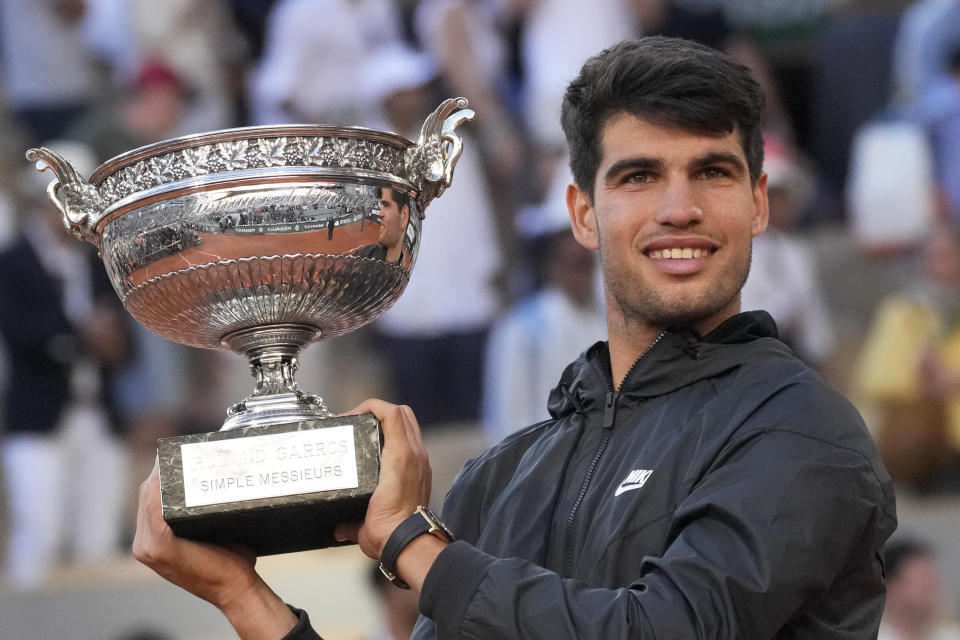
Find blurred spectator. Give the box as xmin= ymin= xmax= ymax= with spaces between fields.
xmin=69 ymin=60 xmax=191 ymax=162
xmin=126 ymin=0 xmax=245 ymax=133
xmin=0 ymin=0 xmax=97 ymax=145
xmin=225 ymin=0 xmax=281 ymax=123
xmin=514 ymin=0 xmax=637 ymax=151
xmin=853 ymin=224 xmax=960 ymax=494
xmin=913 ymin=44 xmax=960 ymax=222
xmin=741 ymin=134 xmax=836 ymax=368
xmin=414 ymin=0 xmax=523 ymax=266
xmin=482 ymin=182 xmax=605 ymax=444
xmin=414 ymin=0 xmax=520 ymax=177
xmin=846 ymin=111 xmax=936 ymax=252
xmin=880 ymin=538 xmax=960 ymax=640
xmin=892 ymin=0 xmax=960 ymax=108
xmin=811 ymin=0 xmax=906 ymax=212
xmin=632 ymin=0 xmax=730 ymax=50
xmin=720 ymin=0 xmax=843 ymax=154
xmin=250 ymin=0 xmax=401 ymax=125
xmin=632 ymin=0 xmax=796 ymax=163
xmin=365 ymin=43 xmax=503 ymax=427
xmin=0 ymin=141 xmax=131 ymax=589
xmin=82 ymin=0 xmax=137 ymax=81
xmin=226 ymin=0 xmax=281 ymax=61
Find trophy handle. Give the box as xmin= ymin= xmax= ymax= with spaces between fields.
xmin=405 ymin=97 xmax=475 ymax=213
xmin=25 ymin=147 xmax=104 ymax=246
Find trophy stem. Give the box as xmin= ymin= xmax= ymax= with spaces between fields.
xmin=220 ymin=324 xmax=333 ymax=430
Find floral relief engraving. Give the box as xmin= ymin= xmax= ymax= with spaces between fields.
xmin=218 ymin=140 xmax=249 ymax=171
xmin=253 ymin=137 xmax=288 ymax=168
xmin=128 ymin=161 xmax=153 ymax=189
xmin=96 ymin=135 xmax=410 ymax=209
xmin=285 ymin=137 xmax=307 ymax=165
xmin=332 ymin=139 xmax=353 ymax=167
xmin=182 ymin=145 xmax=212 ymax=177
xmin=158 ymin=153 xmax=182 ymax=184
xmin=100 ymin=175 xmax=117 ymax=204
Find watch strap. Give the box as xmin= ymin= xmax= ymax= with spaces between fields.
xmin=379 ymin=506 xmax=451 ymax=589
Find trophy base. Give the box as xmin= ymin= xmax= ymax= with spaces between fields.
xmin=158 ymin=413 xmax=380 ymax=556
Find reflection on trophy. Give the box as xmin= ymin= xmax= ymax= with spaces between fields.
xmin=26 ymin=98 xmax=474 ymax=555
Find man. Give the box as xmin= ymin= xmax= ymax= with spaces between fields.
xmin=355 ymin=187 xmax=410 ymax=265
xmin=133 ymin=37 xmax=896 ymax=638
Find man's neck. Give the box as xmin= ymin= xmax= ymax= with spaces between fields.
xmin=385 ymin=246 xmax=403 ymax=264
xmin=606 ymin=314 xmax=666 ymax=391
xmin=605 ymin=298 xmax=741 ymax=389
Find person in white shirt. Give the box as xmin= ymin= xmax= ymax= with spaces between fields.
xmin=740 ymin=134 xmax=835 ymax=367
xmin=483 ymin=192 xmax=605 ymax=443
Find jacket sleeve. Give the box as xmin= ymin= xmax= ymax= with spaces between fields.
xmin=417 ymin=428 xmax=892 ymax=640
xmin=279 ymin=607 xmax=323 ymax=640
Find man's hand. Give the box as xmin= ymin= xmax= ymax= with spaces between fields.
xmin=133 ymin=459 xmax=298 ymax=639
xmin=335 ymin=400 xmax=432 ymax=559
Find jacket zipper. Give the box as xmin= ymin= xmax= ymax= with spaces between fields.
xmin=561 ymin=331 xmax=666 ymax=577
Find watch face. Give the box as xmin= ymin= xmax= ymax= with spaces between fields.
xmin=419 ymin=506 xmax=454 ymax=542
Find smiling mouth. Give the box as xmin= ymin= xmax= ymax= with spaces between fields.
xmin=646 ymin=247 xmax=715 ymax=259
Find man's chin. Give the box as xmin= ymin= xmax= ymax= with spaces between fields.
xmin=636 ymin=296 xmax=738 ymax=332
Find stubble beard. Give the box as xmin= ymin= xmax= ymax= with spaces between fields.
xmin=600 ymin=240 xmax=752 ymax=331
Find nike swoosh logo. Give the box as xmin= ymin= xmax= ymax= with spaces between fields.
xmin=614 ymin=482 xmax=644 ymax=497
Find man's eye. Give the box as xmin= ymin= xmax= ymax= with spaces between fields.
xmin=699 ymin=167 xmax=729 ymax=179
xmin=625 ymin=172 xmax=653 ymax=184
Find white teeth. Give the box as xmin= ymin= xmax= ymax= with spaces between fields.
xmin=649 ymin=247 xmax=709 ymax=259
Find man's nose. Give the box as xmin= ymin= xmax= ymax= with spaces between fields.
xmin=654 ymin=181 xmax=704 ymax=228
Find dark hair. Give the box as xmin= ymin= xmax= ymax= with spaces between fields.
xmin=375 ymin=186 xmax=410 ymax=210
xmin=560 ymin=36 xmax=766 ymax=196
xmin=883 ymin=538 xmax=933 ymax=579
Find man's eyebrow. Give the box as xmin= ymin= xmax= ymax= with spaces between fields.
xmin=690 ymin=152 xmax=747 ymax=174
xmin=602 ymin=156 xmax=663 ymax=182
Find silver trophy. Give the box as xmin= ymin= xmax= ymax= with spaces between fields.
xmin=27 ymin=98 xmax=474 ymax=555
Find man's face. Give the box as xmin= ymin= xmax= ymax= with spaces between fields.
xmin=567 ymin=113 xmax=768 ymax=334
xmin=378 ymin=188 xmax=409 ymax=250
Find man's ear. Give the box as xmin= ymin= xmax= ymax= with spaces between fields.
xmin=751 ymin=173 xmax=770 ymax=237
xmin=567 ymin=183 xmax=599 ymax=250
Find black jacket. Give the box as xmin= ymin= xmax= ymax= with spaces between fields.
xmin=0 ymin=234 xmax=127 ymax=435
xmin=289 ymin=312 xmax=896 ymax=639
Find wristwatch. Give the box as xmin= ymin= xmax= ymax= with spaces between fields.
xmin=379 ymin=505 xmax=454 ymax=589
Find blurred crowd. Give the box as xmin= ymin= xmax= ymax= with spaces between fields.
xmin=1 ymin=0 xmax=960 ymax=631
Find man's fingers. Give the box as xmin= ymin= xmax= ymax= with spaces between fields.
xmin=334 ymin=520 xmax=362 ymax=543
xmin=342 ymin=399 xmax=414 ymax=453
xmin=399 ymin=405 xmax=426 ymax=455
xmin=339 ymin=398 xmax=395 ymax=419
xmin=133 ymin=457 xmax=165 ymax=565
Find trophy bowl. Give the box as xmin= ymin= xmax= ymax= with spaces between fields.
xmin=27 ymin=98 xmax=473 ymax=429
xmin=27 ymin=98 xmax=474 ymax=555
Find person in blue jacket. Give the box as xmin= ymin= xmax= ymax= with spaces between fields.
xmin=132 ymin=36 xmax=896 ymax=639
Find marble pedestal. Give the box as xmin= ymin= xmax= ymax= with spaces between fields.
xmin=158 ymin=413 xmax=380 ymax=556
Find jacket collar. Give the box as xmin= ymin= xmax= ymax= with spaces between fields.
xmin=547 ymin=311 xmax=784 ymax=420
